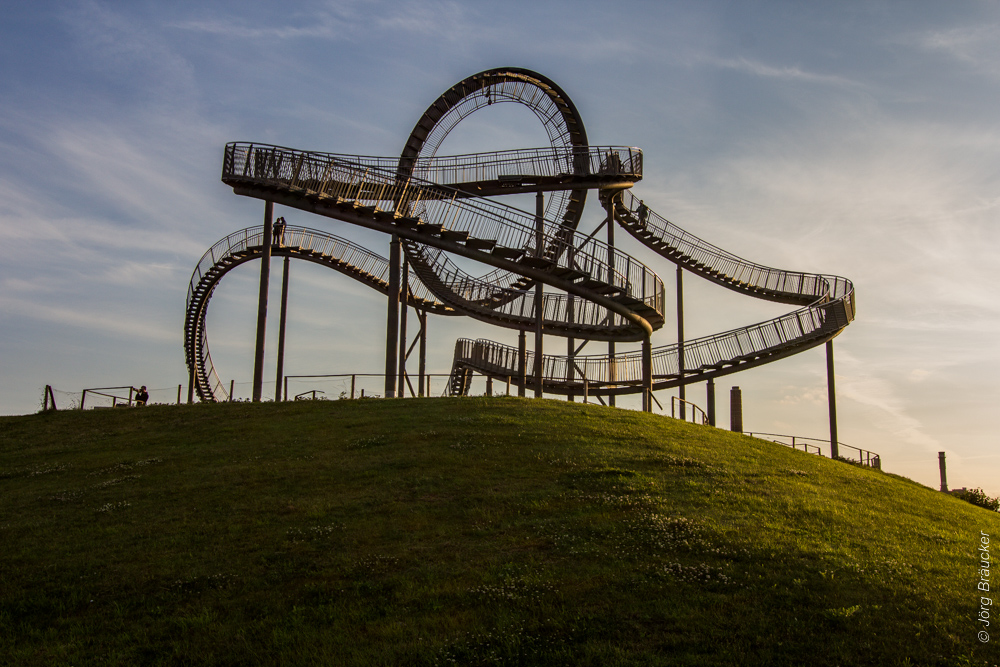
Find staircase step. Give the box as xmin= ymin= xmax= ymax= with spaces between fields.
xmin=439 ymin=229 xmax=470 ymax=243
xmin=394 ymin=215 xmax=421 ymax=229
xmin=416 ymin=223 xmax=443 ymax=235
xmin=464 ymin=237 xmax=497 ymax=251
xmin=551 ymin=267 xmax=587 ymax=282
xmin=491 ymin=247 xmax=524 ymax=261
xmin=518 ymin=256 xmax=556 ymax=270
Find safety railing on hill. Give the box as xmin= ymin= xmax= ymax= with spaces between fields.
xmin=745 ymin=432 xmax=881 ymax=469
xmin=671 ymin=396 xmax=708 ymax=425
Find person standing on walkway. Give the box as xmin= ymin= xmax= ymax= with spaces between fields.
xmin=273 ymin=216 xmax=286 ymax=247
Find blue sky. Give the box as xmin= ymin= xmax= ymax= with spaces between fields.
xmin=2 ymin=1 xmax=998 ymax=495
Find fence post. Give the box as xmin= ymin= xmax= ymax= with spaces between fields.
xmin=938 ymin=452 xmax=948 ymax=492
xmin=351 ymin=374 xmax=356 ymax=399
xmin=80 ymin=390 xmax=87 ymax=411
xmin=177 ymin=384 xmax=182 ymax=405
xmin=730 ymin=386 xmax=742 ymax=433
xmin=706 ymin=378 xmax=716 ymax=426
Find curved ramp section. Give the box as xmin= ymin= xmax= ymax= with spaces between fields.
xmin=185 ymin=225 xmax=454 ymax=402
xmin=613 ymin=190 xmax=841 ymax=306
xmin=450 ymin=197 xmax=855 ymax=395
xmin=398 ymin=67 xmax=595 ymax=235
xmin=221 ymin=142 xmax=665 ymax=338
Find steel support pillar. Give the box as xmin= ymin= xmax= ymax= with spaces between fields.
xmin=275 ymin=256 xmax=290 ymax=402
xmin=187 ymin=363 xmax=195 ymax=404
xmin=677 ymin=265 xmax=686 ymax=419
xmin=252 ymin=201 xmax=273 ymax=402
xmin=642 ymin=335 xmax=652 ymax=412
xmin=605 ymin=195 xmax=616 ymax=407
xmin=706 ymin=378 xmax=716 ymax=426
xmin=418 ymin=310 xmax=427 ymax=397
xmin=731 ymin=386 xmax=743 ymax=433
xmin=567 ymin=228 xmax=575 ymax=402
xmin=384 ymin=235 xmax=400 ymax=398
xmin=938 ymin=452 xmax=948 ymax=492
xmin=398 ymin=255 xmax=409 ymax=397
xmin=826 ymin=340 xmax=839 ymax=459
xmin=534 ymin=192 xmax=544 ymax=399
xmin=518 ymin=330 xmax=527 ymax=397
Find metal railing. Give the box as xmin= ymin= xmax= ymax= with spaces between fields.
xmin=283 ymin=373 xmax=455 ymax=400
xmin=185 ymin=225 xmax=445 ymax=315
xmin=402 ymin=240 xmax=637 ymax=338
xmin=745 ymin=432 xmax=881 ymax=469
xmin=449 ymin=293 xmax=841 ymax=392
xmin=222 ymin=143 xmax=664 ymax=313
xmin=617 ymin=190 xmax=854 ymax=306
xmin=184 ymin=225 xmax=453 ymax=402
xmin=401 ymin=145 xmax=643 ymax=185
xmin=671 ymin=396 xmax=708 ymax=425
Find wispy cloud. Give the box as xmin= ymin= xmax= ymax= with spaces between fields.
xmin=61 ymin=0 xmax=197 ymax=103
xmin=834 ymin=350 xmax=940 ymax=453
xmin=912 ymin=23 xmax=1000 ymax=69
xmin=705 ymin=56 xmax=863 ymax=88
xmin=0 ymin=294 xmax=177 ymax=343
xmin=169 ymin=0 xmax=477 ymax=42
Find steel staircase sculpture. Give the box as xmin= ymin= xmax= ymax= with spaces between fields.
xmin=187 ymin=66 xmax=854 ymax=408
xmin=448 ymin=192 xmax=855 ymax=395
xmin=184 ymin=225 xmax=454 ymax=402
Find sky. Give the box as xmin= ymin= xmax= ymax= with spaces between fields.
xmin=1 ymin=1 xmax=998 ymax=496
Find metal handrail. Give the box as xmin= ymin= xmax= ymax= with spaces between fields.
xmin=184 ymin=224 xmax=452 ymax=402
xmin=745 ymin=431 xmax=881 ymax=469
xmin=448 ymin=287 xmax=842 ymax=390
xmin=222 ymin=143 xmax=664 ymax=312
xmin=671 ymin=396 xmax=708 ymax=425
xmin=617 ymin=190 xmax=853 ymax=304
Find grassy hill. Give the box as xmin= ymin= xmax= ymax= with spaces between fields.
xmin=1 ymin=397 xmax=996 ymax=666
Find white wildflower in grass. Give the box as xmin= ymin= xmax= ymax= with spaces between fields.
xmin=95 ymin=501 xmax=131 ymax=513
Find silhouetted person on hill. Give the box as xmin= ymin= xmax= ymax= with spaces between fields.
xmin=135 ymin=386 xmax=149 ymax=406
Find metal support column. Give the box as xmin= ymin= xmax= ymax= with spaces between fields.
xmin=534 ymin=192 xmax=544 ymax=398
xmin=252 ymin=201 xmax=274 ymax=402
xmin=730 ymin=386 xmax=743 ymax=433
xmin=826 ymin=340 xmax=839 ymax=459
xmin=642 ymin=335 xmax=652 ymax=412
xmin=605 ymin=195 xmax=616 ymax=407
xmin=384 ymin=234 xmax=400 ymax=398
xmin=518 ymin=330 xmax=527 ymax=397
xmin=677 ymin=265 xmax=686 ymax=419
xmin=938 ymin=452 xmax=948 ymax=492
xmin=567 ymin=251 xmax=575 ymax=401
xmin=706 ymin=378 xmax=716 ymax=426
xmin=398 ymin=256 xmax=409 ymax=397
xmin=418 ymin=310 xmax=427 ymax=397
xmin=275 ymin=256 xmax=290 ymax=402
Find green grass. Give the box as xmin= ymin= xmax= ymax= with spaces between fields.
xmin=1 ymin=397 xmax=997 ymax=666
